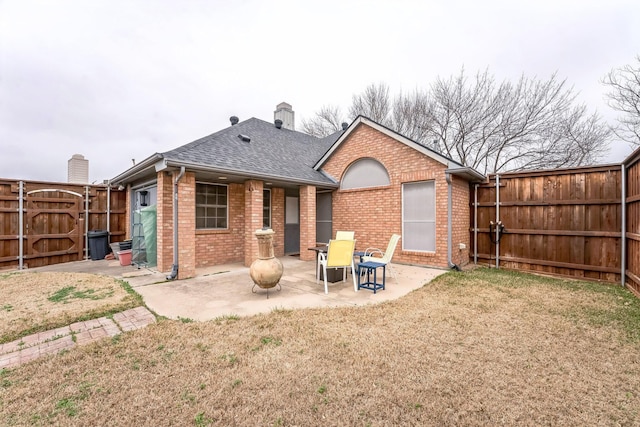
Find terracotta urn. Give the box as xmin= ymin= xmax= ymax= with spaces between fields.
xmin=249 ymin=228 xmax=283 ymax=289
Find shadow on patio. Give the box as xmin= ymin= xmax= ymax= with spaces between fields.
xmin=28 ymin=256 xmax=447 ymax=321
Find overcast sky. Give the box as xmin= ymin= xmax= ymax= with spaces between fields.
xmin=1 ymin=0 xmax=638 ymax=183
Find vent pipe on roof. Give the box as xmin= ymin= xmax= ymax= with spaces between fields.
xmin=274 ymin=102 xmax=295 ymax=130
xmin=230 ymin=116 xmax=239 ymax=125
xmin=238 ymin=134 xmax=251 ymax=142
xmin=275 ymin=119 xmax=283 ymax=129
xmin=341 ymin=122 xmax=349 ymax=130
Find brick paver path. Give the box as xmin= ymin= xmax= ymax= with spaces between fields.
xmin=0 ymin=306 xmax=156 ymax=369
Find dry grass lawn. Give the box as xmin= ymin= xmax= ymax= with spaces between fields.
xmin=0 ymin=271 xmax=142 ymax=343
xmin=2 ymin=268 xmax=640 ymax=426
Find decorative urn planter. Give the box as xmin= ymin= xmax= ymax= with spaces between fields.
xmin=249 ymin=228 xmax=283 ymax=292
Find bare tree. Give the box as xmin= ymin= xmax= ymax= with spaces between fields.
xmin=603 ymin=55 xmax=640 ymax=147
xmin=422 ymin=69 xmax=610 ymax=174
xmin=348 ymin=83 xmax=392 ymax=126
xmin=304 ymin=69 xmax=610 ymax=173
xmin=300 ymin=105 xmax=344 ymax=138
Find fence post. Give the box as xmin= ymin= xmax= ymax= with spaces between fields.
xmin=18 ymin=180 xmax=24 ymax=270
xmin=84 ymin=186 xmax=89 ymax=260
xmin=621 ymin=163 xmax=626 ymax=287
xmin=495 ymin=174 xmax=500 ymax=268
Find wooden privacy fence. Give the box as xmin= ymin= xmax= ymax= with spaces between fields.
xmin=0 ymin=179 xmax=126 ymax=270
xmin=472 ymin=165 xmax=624 ymax=283
xmin=625 ymin=149 xmax=640 ymax=296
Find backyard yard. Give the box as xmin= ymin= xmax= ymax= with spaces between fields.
xmin=1 ymin=268 xmax=640 ymax=426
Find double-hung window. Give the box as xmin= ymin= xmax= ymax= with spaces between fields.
xmin=196 ymin=183 xmax=228 ymax=229
xmin=402 ymin=181 xmax=435 ymax=251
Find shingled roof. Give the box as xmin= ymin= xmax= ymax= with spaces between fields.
xmin=162 ymin=117 xmax=339 ymax=184
xmin=112 ymin=117 xmax=343 ymax=186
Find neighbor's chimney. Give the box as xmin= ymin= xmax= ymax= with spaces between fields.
xmin=230 ymin=116 xmax=239 ymax=125
xmin=274 ymin=102 xmax=294 ymax=130
xmin=68 ymin=154 xmax=89 ymax=184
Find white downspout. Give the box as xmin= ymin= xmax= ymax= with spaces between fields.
xmin=167 ymin=167 xmax=186 ymax=280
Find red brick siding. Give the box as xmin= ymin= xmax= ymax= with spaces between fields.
xmin=156 ymin=171 xmax=175 ymax=272
xmin=244 ymin=180 xmax=263 ymax=266
xmin=451 ymin=175 xmax=471 ymax=267
xmin=271 ymin=188 xmax=285 ymax=257
xmin=322 ymin=124 xmax=471 ymax=269
xmin=177 ymin=172 xmax=196 ymax=279
xmin=299 ymin=185 xmax=316 ymax=261
xmin=195 ymin=183 xmax=245 ymax=267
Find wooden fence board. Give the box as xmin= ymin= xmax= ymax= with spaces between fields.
xmin=625 ymin=148 xmax=640 ymax=295
xmin=0 ymin=179 xmax=126 ymax=270
xmin=472 ymin=165 xmax=623 ymax=283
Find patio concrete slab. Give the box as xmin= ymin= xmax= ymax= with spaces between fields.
xmin=27 ymin=256 xmax=447 ymax=321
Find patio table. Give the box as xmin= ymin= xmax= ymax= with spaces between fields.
xmin=357 ymin=261 xmax=386 ymax=293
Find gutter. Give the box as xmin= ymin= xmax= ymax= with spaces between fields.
xmin=160 ymin=159 xmax=340 ymax=189
xmin=167 ymin=166 xmax=186 ymax=280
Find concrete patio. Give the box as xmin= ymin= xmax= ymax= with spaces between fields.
xmin=29 ymin=256 xmax=448 ymax=321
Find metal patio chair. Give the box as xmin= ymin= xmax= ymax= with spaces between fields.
xmin=317 ymin=239 xmax=357 ymax=294
xmin=360 ymin=234 xmax=401 ymax=280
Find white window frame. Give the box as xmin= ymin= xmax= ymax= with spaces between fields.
xmin=402 ymin=181 xmax=436 ymax=252
xmin=195 ymin=182 xmax=229 ymax=230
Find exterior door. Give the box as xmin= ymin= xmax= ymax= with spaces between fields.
xmin=284 ymin=194 xmax=300 ymax=254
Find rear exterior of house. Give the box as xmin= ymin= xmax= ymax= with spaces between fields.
xmin=111 ymin=105 xmax=483 ymax=280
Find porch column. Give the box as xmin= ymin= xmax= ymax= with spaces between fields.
xmin=156 ymin=172 xmax=174 ymax=273
xmin=244 ymin=180 xmax=264 ymax=266
xmin=177 ymin=172 xmax=196 ymax=279
xmin=299 ymin=185 xmax=316 ymax=261
xmin=271 ymin=188 xmax=285 ymax=257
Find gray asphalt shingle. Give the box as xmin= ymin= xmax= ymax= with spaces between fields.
xmin=161 ymin=118 xmax=341 ymax=184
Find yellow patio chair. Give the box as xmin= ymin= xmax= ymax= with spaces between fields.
xmin=317 ymin=239 xmax=357 ymax=294
xmin=335 ymin=230 xmax=355 ymax=240
xmin=361 ymin=234 xmax=401 ymax=279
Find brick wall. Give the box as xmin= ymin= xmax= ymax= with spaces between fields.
xmin=271 ymin=187 xmax=285 ymax=257
xmin=321 ymin=123 xmax=471 ymax=269
xmin=451 ymin=175 xmax=470 ymax=267
xmin=299 ymin=185 xmax=316 ymax=261
xmin=156 ymin=171 xmax=175 ymax=272
xmin=177 ymin=172 xmax=196 ymax=279
xmin=195 ymin=183 xmax=245 ymax=267
xmin=244 ymin=180 xmax=264 ymax=266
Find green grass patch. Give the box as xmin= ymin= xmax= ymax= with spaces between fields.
xmin=48 ymin=286 xmax=115 ymax=304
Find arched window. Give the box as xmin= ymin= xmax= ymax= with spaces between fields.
xmin=340 ymin=158 xmax=390 ymax=190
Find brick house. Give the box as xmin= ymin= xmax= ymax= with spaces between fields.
xmin=111 ymin=103 xmax=484 ymax=279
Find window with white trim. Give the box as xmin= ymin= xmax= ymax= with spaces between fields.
xmin=196 ymin=183 xmax=228 ymax=229
xmin=341 ymin=158 xmax=390 ymax=190
xmin=402 ymin=181 xmax=435 ymax=251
